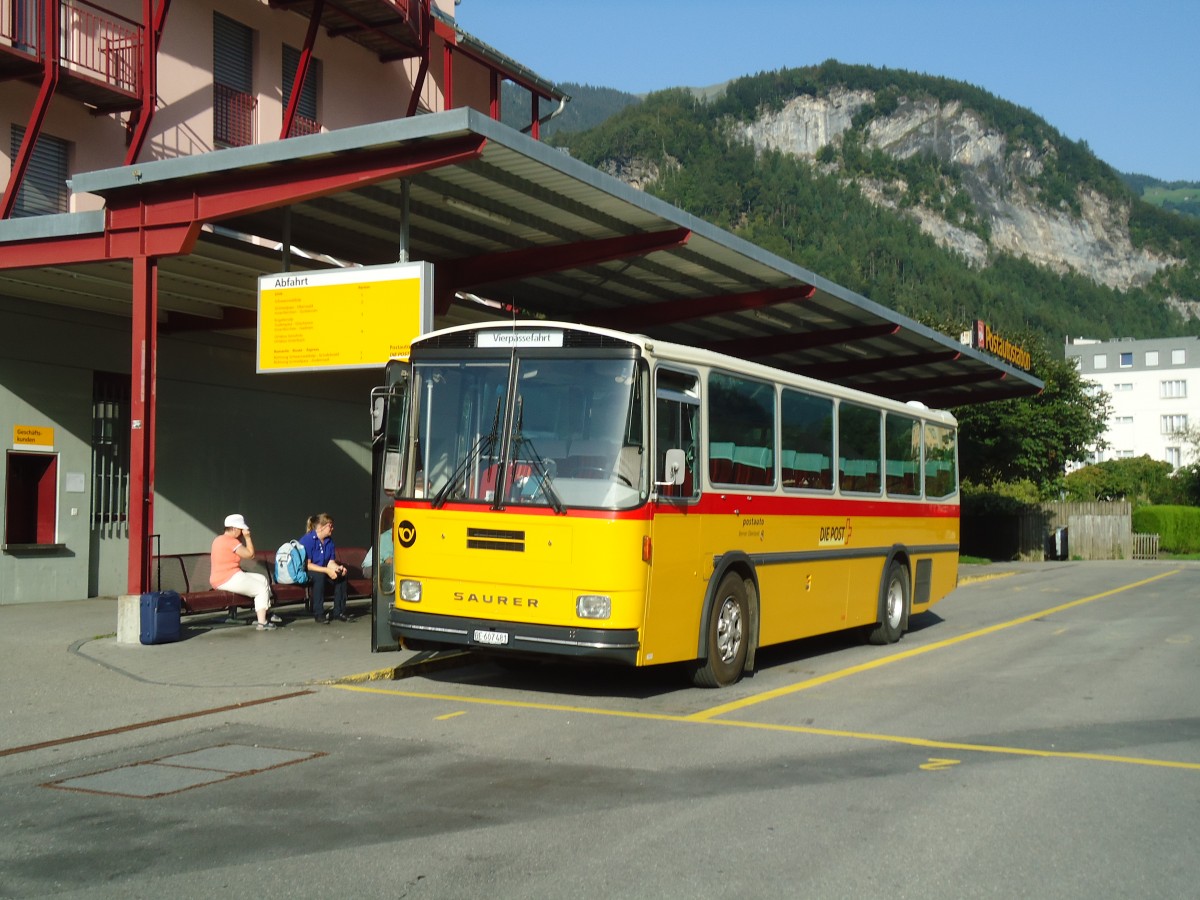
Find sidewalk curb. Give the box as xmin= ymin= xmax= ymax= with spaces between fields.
xmin=329 ymin=649 xmax=473 ymax=684
xmin=958 ymin=571 xmax=1017 ymax=586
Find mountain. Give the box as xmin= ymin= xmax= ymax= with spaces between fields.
xmin=549 ymin=61 xmax=1200 ymax=351
xmin=502 ymin=82 xmax=641 ymax=139
xmin=1121 ymin=173 xmax=1200 ymax=220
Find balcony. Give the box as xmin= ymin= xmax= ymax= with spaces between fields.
xmin=269 ymin=0 xmax=426 ymax=62
xmin=0 ymin=0 xmax=143 ymax=112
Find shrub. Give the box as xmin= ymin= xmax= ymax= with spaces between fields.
xmin=1131 ymin=505 xmax=1200 ymax=553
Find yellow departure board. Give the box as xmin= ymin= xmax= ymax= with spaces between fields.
xmin=256 ymin=261 xmax=432 ymax=373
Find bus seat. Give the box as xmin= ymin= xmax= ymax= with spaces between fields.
xmin=733 ymin=446 xmax=772 ymax=485
xmin=709 ymin=441 xmax=735 ymax=483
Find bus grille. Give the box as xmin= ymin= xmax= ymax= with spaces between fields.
xmin=467 ymin=528 xmax=526 ymax=552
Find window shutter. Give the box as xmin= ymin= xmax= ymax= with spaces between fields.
xmin=9 ymin=126 xmax=69 ymax=217
xmin=213 ymin=13 xmax=252 ymax=91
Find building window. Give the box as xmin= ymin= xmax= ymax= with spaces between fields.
xmin=1172 ymin=348 xmax=1186 ymax=365
xmin=1114 ymin=383 xmax=1133 ymax=392
xmin=282 ymin=45 xmax=321 ymax=137
xmin=91 ymin=372 xmax=130 ymax=536
xmin=8 ymin=126 xmax=69 ymax=217
xmin=1161 ymin=414 xmax=1188 ymax=435
xmin=1093 ymin=354 xmax=1107 ymax=369
xmin=1117 ymin=450 xmax=1135 ymax=459
xmin=1146 ymin=350 xmax=1160 ymax=366
xmin=1167 ymin=447 xmax=1182 ymax=468
xmin=1114 ymin=416 xmax=1134 ymax=425
xmin=213 ymin=13 xmax=255 ymax=147
xmin=1119 ymin=351 xmax=1133 ymax=368
xmin=1161 ymin=380 xmax=1187 ymax=399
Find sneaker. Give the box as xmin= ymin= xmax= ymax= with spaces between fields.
xmin=268 ymin=613 xmax=283 ymax=624
xmin=256 ymin=621 xmax=276 ymax=630
xmin=335 ymin=613 xmax=351 ymax=622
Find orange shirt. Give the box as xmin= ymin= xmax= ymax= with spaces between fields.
xmin=210 ymin=533 xmax=243 ymax=588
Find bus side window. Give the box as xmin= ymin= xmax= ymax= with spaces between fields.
xmin=885 ymin=412 xmax=921 ymax=496
xmin=838 ymin=402 xmax=882 ymax=494
xmin=924 ymin=423 xmax=958 ymax=498
xmin=781 ymin=388 xmax=833 ymax=490
xmin=656 ymin=369 xmax=699 ymax=499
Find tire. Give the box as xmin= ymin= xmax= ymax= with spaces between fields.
xmin=691 ymin=572 xmax=749 ymax=688
xmin=867 ymin=559 xmax=909 ymax=645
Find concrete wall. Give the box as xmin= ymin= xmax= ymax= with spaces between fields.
xmin=0 ymin=296 xmax=377 ymax=603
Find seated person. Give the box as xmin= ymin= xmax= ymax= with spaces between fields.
xmin=301 ymin=512 xmax=350 ymax=623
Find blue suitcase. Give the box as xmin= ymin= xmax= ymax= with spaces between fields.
xmin=140 ymin=591 xmax=182 ymax=645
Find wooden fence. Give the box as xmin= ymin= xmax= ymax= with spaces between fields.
xmin=1132 ymin=532 xmax=1159 ymax=560
xmin=963 ymin=501 xmax=1138 ymax=561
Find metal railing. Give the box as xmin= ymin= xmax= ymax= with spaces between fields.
xmin=0 ymin=1 xmax=142 ymax=94
xmin=214 ymin=82 xmax=256 ymax=147
xmin=286 ymin=113 xmax=321 ymax=138
xmin=61 ymin=0 xmax=141 ymax=93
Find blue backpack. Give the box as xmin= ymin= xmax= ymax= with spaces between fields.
xmin=275 ymin=539 xmax=309 ymax=585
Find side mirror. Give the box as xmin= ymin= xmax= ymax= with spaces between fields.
xmin=369 ymin=389 xmax=387 ymax=440
xmin=656 ymin=448 xmax=686 ymax=487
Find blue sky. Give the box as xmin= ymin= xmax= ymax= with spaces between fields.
xmin=457 ymin=0 xmax=1198 ymax=182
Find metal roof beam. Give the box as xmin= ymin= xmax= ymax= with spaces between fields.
xmin=707 ymin=321 xmax=898 ymax=357
xmin=796 ymin=349 xmax=961 ymax=379
xmin=437 ymin=227 xmax=691 ymax=313
xmin=867 ymin=370 xmax=1004 ymax=398
xmin=583 ymin=284 xmax=815 ymax=331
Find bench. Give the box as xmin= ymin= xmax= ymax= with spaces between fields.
xmin=152 ymin=546 xmax=373 ymax=618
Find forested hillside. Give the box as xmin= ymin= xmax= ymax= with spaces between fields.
xmin=1122 ymin=173 xmax=1200 ymax=220
xmin=550 ymin=62 xmax=1200 ymax=355
xmin=501 ymin=82 xmax=641 ymax=139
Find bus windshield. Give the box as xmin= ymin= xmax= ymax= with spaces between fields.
xmin=411 ymin=355 xmax=646 ymax=511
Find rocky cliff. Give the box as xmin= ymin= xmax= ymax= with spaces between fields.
xmin=739 ymin=88 xmax=1178 ymax=293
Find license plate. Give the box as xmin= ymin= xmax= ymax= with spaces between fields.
xmin=473 ymin=629 xmax=509 ymax=646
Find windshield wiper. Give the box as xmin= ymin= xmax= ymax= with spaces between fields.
xmin=430 ymin=398 xmax=502 ymax=509
xmin=512 ymin=432 xmax=566 ymax=514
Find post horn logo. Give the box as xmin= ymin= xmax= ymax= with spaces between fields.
xmin=396 ymin=520 xmax=417 ymax=548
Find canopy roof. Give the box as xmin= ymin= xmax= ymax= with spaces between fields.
xmin=3 ymin=108 xmax=1041 ymax=407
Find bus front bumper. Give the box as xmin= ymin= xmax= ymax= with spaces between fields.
xmin=390 ymin=609 xmax=640 ymax=665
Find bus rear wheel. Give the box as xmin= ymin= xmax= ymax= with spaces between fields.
xmin=867 ymin=560 xmax=909 ymax=645
xmin=692 ymin=572 xmax=749 ymax=688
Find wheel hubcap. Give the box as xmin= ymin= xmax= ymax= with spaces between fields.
xmin=886 ymin=577 xmax=904 ymax=628
xmin=716 ymin=596 xmax=743 ymax=663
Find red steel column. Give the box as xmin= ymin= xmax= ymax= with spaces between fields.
xmin=127 ymin=254 xmax=159 ymax=593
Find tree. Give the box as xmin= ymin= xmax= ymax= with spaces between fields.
xmin=1064 ymin=456 xmax=1174 ymax=504
xmin=953 ymin=337 xmax=1110 ymax=496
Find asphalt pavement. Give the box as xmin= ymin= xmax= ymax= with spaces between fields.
xmin=1 ymin=562 xmax=1029 ymax=756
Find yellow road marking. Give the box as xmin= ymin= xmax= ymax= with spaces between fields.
xmin=436 ymin=711 xmax=467 ymax=720
xmin=689 ymin=569 xmax=1180 ymax=722
xmin=920 ymin=758 xmax=961 ymax=770
xmin=333 ymin=681 xmax=1200 ymax=772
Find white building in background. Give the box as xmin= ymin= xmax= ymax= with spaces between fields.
xmin=1065 ymin=335 xmax=1200 ymax=470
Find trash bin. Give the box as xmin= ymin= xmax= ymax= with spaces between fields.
xmin=1046 ymin=527 xmax=1068 ymax=561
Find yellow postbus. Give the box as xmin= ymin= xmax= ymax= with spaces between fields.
xmin=371 ymin=321 xmax=959 ymax=687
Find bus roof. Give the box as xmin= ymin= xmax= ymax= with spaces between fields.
xmin=410 ymin=320 xmax=959 ymax=425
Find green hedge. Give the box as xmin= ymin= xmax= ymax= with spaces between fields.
xmin=1131 ymin=505 xmax=1200 ymax=553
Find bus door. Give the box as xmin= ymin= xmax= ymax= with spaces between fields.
xmin=369 ymin=360 xmax=410 ymax=651
xmin=642 ymin=369 xmax=705 ymax=666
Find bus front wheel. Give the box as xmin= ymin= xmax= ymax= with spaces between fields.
xmin=692 ymin=572 xmax=749 ymax=688
xmin=867 ymin=560 xmax=910 ymax=645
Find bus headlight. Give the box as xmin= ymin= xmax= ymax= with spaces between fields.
xmin=576 ymin=594 xmax=611 ymax=619
xmin=399 ymin=579 xmax=423 ymax=603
